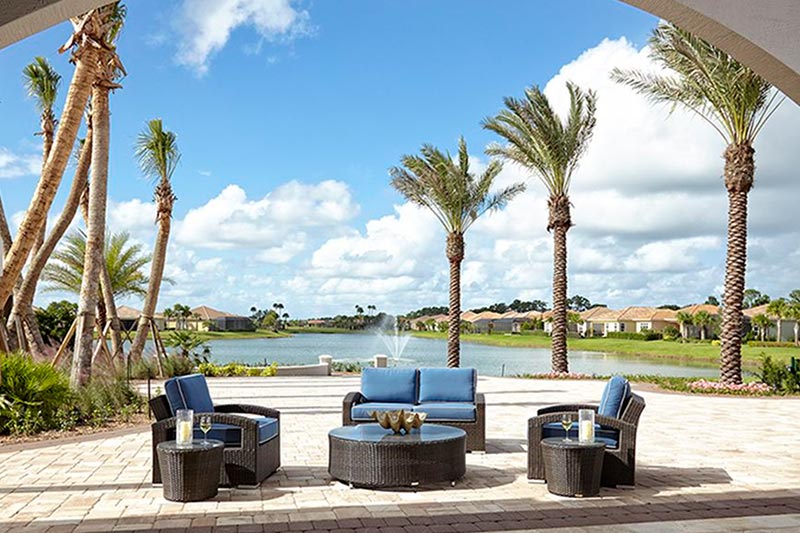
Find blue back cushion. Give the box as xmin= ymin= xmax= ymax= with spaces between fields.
xmin=164 ymin=374 xmax=215 ymax=414
xmin=418 ymin=368 xmax=476 ymax=402
xmin=361 ymin=368 xmax=417 ymax=403
xmin=598 ymin=375 xmax=631 ymax=418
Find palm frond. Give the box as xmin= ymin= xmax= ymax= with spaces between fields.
xmin=135 ymin=118 xmax=181 ymax=184
xmin=22 ymin=56 xmax=61 ymax=116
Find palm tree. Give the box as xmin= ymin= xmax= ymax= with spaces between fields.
xmin=23 ymin=56 xmax=61 ymax=258
xmin=72 ymin=2 xmax=127 ymax=387
xmin=9 ymin=126 xmax=92 ymax=359
xmin=693 ymin=310 xmax=714 ymax=341
xmin=42 ymin=231 xmax=151 ymax=299
xmin=612 ymin=22 xmax=783 ymax=385
xmin=752 ymin=314 xmax=773 ymax=342
xmin=0 ymin=7 xmax=108 ymax=311
xmin=128 ymin=118 xmax=180 ymax=363
xmin=676 ymin=311 xmax=695 ymax=340
xmin=788 ymin=303 xmax=800 ymax=346
xmin=483 ymin=83 xmax=596 ymax=373
xmin=766 ymin=298 xmax=789 ymax=343
xmin=391 ymin=137 xmax=525 ymax=367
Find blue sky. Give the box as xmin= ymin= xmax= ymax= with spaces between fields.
xmin=1 ymin=0 xmax=798 ymax=318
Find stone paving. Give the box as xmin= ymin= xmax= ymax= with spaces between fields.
xmin=1 ymin=375 xmax=799 ymax=532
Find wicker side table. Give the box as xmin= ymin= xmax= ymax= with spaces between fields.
xmin=156 ymin=440 xmax=224 ymax=502
xmin=540 ymin=438 xmax=605 ymax=497
xmin=329 ymin=424 xmax=466 ymax=488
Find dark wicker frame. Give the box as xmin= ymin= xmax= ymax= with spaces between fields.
xmin=151 ymin=396 xmax=281 ymax=487
xmin=540 ymin=438 xmax=605 ymax=497
xmin=157 ymin=441 xmax=224 ymax=501
xmin=342 ymin=391 xmax=486 ymax=452
xmin=527 ymin=393 xmax=645 ymax=487
xmin=328 ymin=425 xmax=467 ymax=488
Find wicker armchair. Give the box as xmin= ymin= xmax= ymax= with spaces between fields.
xmin=150 ymin=374 xmax=280 ymax=487
xmin=528 ymin=387 xmax=645 ymax=487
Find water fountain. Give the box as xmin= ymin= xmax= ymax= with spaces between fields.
xmin=375 ymin=315 xmax=411 ymax=366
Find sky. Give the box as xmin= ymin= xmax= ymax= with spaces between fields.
xmin=0 ymin=0 xmax=798 ymax=319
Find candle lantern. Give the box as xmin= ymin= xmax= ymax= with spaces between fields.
xmin=175 ymin=409 xmax=194 ymax=447
xmin=578 ymin=409 xmax=595 ymax=443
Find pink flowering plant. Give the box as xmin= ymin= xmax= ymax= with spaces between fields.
xmin=688 ymin=379 xmax=772 ymax=395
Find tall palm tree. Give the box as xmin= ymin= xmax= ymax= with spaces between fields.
xmin=483 ymin=83 xmax=596 ymax=373
xmin=612 ymin=22 xmax=783 ymax=385
xmin=766 ymin=298 xmax=789 ymax=343
xmin=0 ymin=7 xmax=107 ymax=311
xmin=72 ymin=2 xmax=127 ymax=387
xmin=23 ymin=56 xmax=62 ymax=258
xmin=391 ymin=137 xmax=525 ymax=367
xmin=9 ymin=127 xmax=92 ymax=359
xmin=752 ymin=314 xmax=773 ymax=342
xmin=675 ymin=311 xmax=695 ymax=341
xmin=693 ymin=310 xmax=714 ymax=341
xmin=128 ymin=118 xmax=180 ymax=363
xmin=42 ymin=231 xmax=151 ymax=299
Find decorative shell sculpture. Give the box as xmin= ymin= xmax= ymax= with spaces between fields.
xmin=370 ymin=409 xmax=427 ymax=434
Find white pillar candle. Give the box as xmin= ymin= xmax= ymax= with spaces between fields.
xmin=177 ymin=420 xmax=193 ymax=445
xmin=580 ymin=420 xmax=594 ymax=442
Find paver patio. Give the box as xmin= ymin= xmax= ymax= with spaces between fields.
xmin=1 ymin=375 xmax=799 ymax=532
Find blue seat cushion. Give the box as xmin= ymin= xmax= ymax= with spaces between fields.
xmin=361 ymin=368 xmax=418 ymax=403
xmin=418 ymin=368 xmax=476 ymax=402
xmin=598 ymin=375 xmax=631 ymax=418
xmin=164 ymin=374 xmax=215 ymax=415
xmin=413 ymin=402 xmax=476 ymax=421
xmin=542 ymin=422 xmax=619 ymax=449
xmin=192 ymin=415 xmax=279 ymax=446
xmin=351 ymin=402 xmax=416 ymax=421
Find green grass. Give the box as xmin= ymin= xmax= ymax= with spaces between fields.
xmin=285 ymin=326 xmax=365 ymax=334
xmin=412 ymin=331 xmax=798 ymax=366
xmin=180 ymin=329 xmax=289 ymax=341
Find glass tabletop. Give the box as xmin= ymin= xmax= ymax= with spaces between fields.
xmin=329 ymin=423 xmax=465 ymax=443
xmin=157 ymin=439 xmax=224 ymax=451
xmin=541 ymin=437 xmax=606 ymax=449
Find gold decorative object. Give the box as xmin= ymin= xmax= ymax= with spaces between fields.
xmin=370 ymin=409 xmax=427 ymax=434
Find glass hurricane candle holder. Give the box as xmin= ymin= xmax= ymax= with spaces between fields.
xmin=175 ymin=409 xmax=194 ymax=447
xmin=578 ymin=409 xmax=595 ymax=443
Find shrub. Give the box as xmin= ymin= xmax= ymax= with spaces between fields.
xmin=261 ymin=363 xmax=278 ymax=377
xmin=162 ymin=355 xmax=195 ymax=377
xmin=198 ymin=362 xmax=220 ymax=377
xmin=0 ymin=352 xmax=72 ymax=434
xmin=331 ymin=361 xmax=363 ymax=374
xmin=605 ymin=331 xmax=663 ymax=341
xmin=198 ymin=362 xmax=278 ymax=377
xmin=662 ymin=326 xmax=680 ymax=341
xmin=71 ymin=377 xmax=145 ymax=427
xmin=747 ymin=341 xmax=798 ymax=349
xmin=129 ymin=357 xmax=159 ymax=379
xmin=756 ymin=355 xmax=800 ymax=394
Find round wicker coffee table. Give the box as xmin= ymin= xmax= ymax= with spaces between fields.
xmin=541 ymin=437 xmax=605 ymax=497
xmin=156 ymin=440 xmax=224 ymax=502
xmin=328 ymin=424 xmax=466 ymax=488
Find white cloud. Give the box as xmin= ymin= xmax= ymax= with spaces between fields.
xmin=174 ymin=0 xmax=311 ymax=75
xmin=0 ymin=147 xmax=40 ymax=179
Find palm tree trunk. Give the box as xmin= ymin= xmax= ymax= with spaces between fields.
xmin=10 ymin=129 xmax=92 ymax=359
xmin=793 ymin=322 xmax=798 ymax=345
xmin=129 ymin=179 xmax=175 ymax=363
xmin=71 ymin=85 xmax=109 ymax=388
xmin=0 ymin=21 xmax=100 ymax=309
xmin=32 ymin=121 xmax=55 ymax=261
xmin=776 ymin=319 xmax=782 ymax=342
xmin=445 ymin=232 xmax=464 ymax=368
xmin=719 ymin=143 xmax=754 ymax=386
xmin=700 ymin=326 xmax=706 ymax=341
xmin=549 ymin=195 xmax=571 ymax=374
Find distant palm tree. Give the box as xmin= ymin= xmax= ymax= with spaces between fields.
xmin=693 ymin=310 xmax=714 ymax=341
xmin=676 ymin=311 xmax=695 ymax=341
xmin=391 ymin=137 xmax=525 ymax=367
xmin=483 ymin=82 xmax=596 ymax=373
xmin=766 ymin=298 xmax=790 ymax=343
xmin=42 ymin=231 xmax=151 ymax=300
xmin=752 ymin=314 xmax=773 ymax=342
xmin=612 ymin=22 xmax=783 ymax=385
xmin=788 ymin=302 xmax=800 ymax=345
xmin=129 ymin=118 xmax=180 ymax=363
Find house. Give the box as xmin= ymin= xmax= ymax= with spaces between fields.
xmin=116 ymin=305 xmax=165 ymax=332
xmin=470 ymin=311 xmax=503 ymax=334
xmin=306 ymin=319 xmax=329 ymax=327
xmin=578 ymin=307 xmax=619 ymax=336
xmin=675 ymin=304 xmax=721 ymax=339
xmin=743 ymin=304 xmax=797 ymax=342
xmin=617 ymin=306 xmax=678 ymax=334
xmin=190 ymin=305 xmax=255 ymax=332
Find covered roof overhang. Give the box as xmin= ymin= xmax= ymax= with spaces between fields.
xmin=0 ymin=0 xmax=108 ymax=49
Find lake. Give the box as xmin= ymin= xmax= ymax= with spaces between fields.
xmin=194 ymin=333 xmax=719 ymax=378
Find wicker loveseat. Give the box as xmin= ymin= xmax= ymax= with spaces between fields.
xmin=343 ymin=367 xmax=485 ymax=452
xmin=150 ymin=373 xmax=280 ymax=487
xmin=528 ymin=376 xmax=645 ymax=487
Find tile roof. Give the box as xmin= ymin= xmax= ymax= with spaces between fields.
xmin=191 ymin=305 xmax=236 ymax=321
xmin=679 ymin=304 xmax=721 ymax=316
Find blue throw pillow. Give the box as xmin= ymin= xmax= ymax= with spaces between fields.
xmin=418 ymin=368 xmax=476 ymax=402
xmin=166 ymin=374 xmax=215 ymax=414
xmin=361 ymin=368 xmax=417 ymax=403
xmin=598 ymin=375 xmax=631 ymax=418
